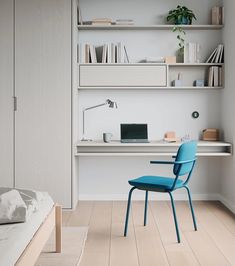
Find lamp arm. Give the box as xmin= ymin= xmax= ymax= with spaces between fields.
xmin=84 ymin=102 xmax=107 ymax=112
xmin=82 ymin=102 xmax=107 ymax=138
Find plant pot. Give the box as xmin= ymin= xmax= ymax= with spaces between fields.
xmin=175 ymin=16 xmax=190 ymax=25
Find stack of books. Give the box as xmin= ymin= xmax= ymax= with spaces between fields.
xmin=184 ymin=43 xmax=200 ymax=63
xmin=139 ymin=57 xmax=165 ymax=63
xmin=91 ymin=18 xmax=112 ymax=26
xmin=208 ymin=66 xmax=223 ymax=87
xmin=115 ymin=19 xmax=134 ymax=25
xmin=211 ymin=6 xmax=224 ymax=25
xmin=79 ymin=43 xmax=129 ymax=63
xmin=206 ymin=44 xmax=224 ymax=63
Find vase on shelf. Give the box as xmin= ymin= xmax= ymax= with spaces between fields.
xmin=177 ymin=47 xmax=184 ymax=63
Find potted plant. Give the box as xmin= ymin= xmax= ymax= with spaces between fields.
xmin=166 ymin=5 xmax=197 ymax=25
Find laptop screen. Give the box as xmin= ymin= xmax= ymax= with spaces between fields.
xmin=121 ymin=124 xmax=148 ymax=140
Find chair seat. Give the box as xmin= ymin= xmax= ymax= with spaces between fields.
xmin=129 ymin=175 xmax=184 ymax=192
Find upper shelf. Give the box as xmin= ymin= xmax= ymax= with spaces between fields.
xmin=77 ymin=24 xmax=224 ymax=30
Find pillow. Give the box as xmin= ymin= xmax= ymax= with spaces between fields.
xmin=0 ymin=189 xmax=27 ymax=224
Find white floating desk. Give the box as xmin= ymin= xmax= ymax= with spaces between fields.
xmin=75 ymin=140 xmax=232 ymax=157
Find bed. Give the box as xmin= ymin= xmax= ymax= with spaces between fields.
xmin=0 ymin=191 xmax=61 ymax=266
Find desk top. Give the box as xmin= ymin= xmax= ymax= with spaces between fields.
xmin=76 ymin=140 xmax=231 ymax=147
xmin=75 ymin=140 xmax=232 ymax=157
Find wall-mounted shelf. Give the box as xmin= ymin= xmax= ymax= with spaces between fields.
xmin=78 ymin=86 xmax=223 ymax=90
xmin=78 ymin=63 xmax=224 ymax=90
xmin=78 ymin=24 xmax=224 ymax=30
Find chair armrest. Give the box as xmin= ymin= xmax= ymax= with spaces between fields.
xmin=150 ymin=160 xmax=175 ymax=165
xmin=150 ymin=158 xmax=197 ymax=165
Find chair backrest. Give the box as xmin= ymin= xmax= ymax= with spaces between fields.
xmin=173 ymin=141 xmax=197 ymax=176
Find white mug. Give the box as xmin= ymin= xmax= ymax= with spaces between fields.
xmin=103 ymin=133 xmax=112 ymax=143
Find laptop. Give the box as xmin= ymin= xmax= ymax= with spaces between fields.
xmin=120 ymin=124 xmax=149 ymax=143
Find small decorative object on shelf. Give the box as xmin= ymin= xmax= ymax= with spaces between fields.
xmin=165 ymin=56 xmax=176 ymax=64
xmin=164 ymin=131 xmax=180 ymax=142
xmin=195 ymin=80 xmax=205 ymax=87
xmin=166 ymin=5 xmax=197 ymax=25
xmin=172 ymin=72 xmax=183 ymax=86
xmin=202 ymin=128 xmax=220 ymax=141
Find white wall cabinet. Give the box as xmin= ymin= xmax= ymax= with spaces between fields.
xmin=0 ymin=0 xmax=14 ymax=187
xmin=0 ymin=0 xmax=73 ymax=208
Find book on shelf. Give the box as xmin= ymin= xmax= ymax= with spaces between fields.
xmin=211 ymin=6 xmax=224 ymax=25
xmin=91 ymin=18 xmax=112 ymax=25
xmin=208 ymin=66 xmax=223 ymax=87
xmin=79 ymin=42 xmax=129 ymax=63
xmin=115 ymin=19 xmax=134 ymax=25
xmin=184 ymin=43 xmax=200 ymax=63
xmin=139 ymin=57 xmax=165 ymax=63
xmin=206 ymin=44 xmax=224 ymax=63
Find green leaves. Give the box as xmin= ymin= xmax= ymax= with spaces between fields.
xmin=166 ymin=5 xmax=197 ymax=25
xmin=173 ymin=26 xmax=186 ymax=49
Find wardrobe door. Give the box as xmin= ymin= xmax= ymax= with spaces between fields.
xmin=0 ymin=0 xmax=14 ymax=187
xmin=15 ymin=0 xmax=72 ymax=207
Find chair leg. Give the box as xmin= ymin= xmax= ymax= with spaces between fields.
xmin=168 ymin=191 xmax=180 ymax=243
xmin=144 ymin=191 xmax=148 ymax=226
xmin=184 ymin=186 xmax=197 ymax=231
xmin=124 ymin=187 xmax=136 ymax=237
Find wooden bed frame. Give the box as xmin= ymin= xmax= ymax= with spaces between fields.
xmin=15 ymin=204 xmax=62 ymax=266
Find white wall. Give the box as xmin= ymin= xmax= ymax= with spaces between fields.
xmin=77 ymin=0 xmax=225 ymax=200
xmin=221 ymin=0 xmax=235 ymax=213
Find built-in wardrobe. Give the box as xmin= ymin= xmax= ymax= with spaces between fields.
xmin=0 ymin=0 xmax=74 ymax=208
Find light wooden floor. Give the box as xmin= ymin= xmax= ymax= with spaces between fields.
xmin=63 ymin=201 xmax=235 ymax=266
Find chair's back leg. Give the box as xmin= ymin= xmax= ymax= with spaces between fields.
xmin=124 ymin=187 xmax=136 ymax=237
xmin=184 ymin=186 xmax=197 ymax=231
xmin=168 ymin=192 xmax=181 ymax=243
xmin=144 ymin=191 xmax=148 ymax=226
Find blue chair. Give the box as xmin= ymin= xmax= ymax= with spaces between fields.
xmin=124 ymin=141 xmax=197 ymax=243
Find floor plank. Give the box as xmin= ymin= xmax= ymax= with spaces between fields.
xmin=194 ymin=202 xmax=235 ymax=265
xmin=132 ymin=201 xmax=169 ymax=266
xmin=67 ymin=201 xmax=94 ymax=227
xmin=172 ymin=201 xmax=230 ymax=266
xmin=150 ymin=201 xmax=200 ymax=266
xmin=109 ymin=201 xmax=140 ymax=266
xmin=205 ymin=201 xmax=235 ymax=236
xmin=79 ymin=201 xmax=112 ymax=266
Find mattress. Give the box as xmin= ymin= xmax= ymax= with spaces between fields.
xmin=0 ymin=192 xmax=54 ymax=266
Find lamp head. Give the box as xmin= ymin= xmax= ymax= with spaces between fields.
xmin=106 ymin=99 xmax=118 ymax=108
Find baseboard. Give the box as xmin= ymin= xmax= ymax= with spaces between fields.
xmin=79 ymin=193 xmax=220 ymax=201
xmin=218 ymin=194 xmax=235 ymax=214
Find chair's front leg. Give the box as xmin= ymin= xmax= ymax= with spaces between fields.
xmin=168 ymin=191 xmax=180 ymax=243
xmin=124 ymin=187 xmax=136 ymax=237
xmin=144 ymin=191 xmax=148 ymax=226
xmin=184 ymin=186 xmax=197 ymax=231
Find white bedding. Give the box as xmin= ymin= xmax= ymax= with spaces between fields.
xmin=0 ymin=192 xmax=54 ymax=266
